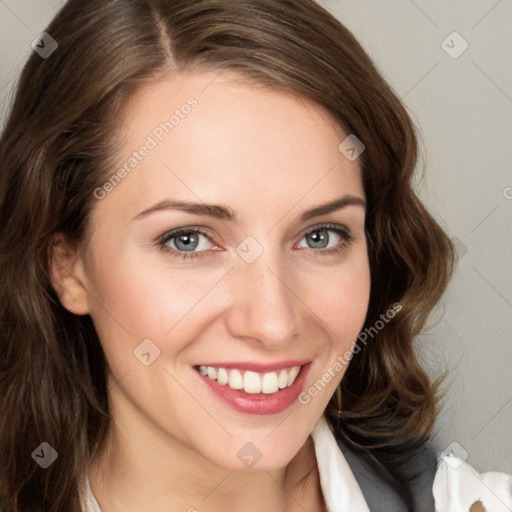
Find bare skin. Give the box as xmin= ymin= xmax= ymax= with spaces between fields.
xmin=51 ymin=69 xmax=370 ymax=512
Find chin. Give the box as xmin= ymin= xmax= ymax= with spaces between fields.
xmin=198 ymin=429 xmax=311 ymax=474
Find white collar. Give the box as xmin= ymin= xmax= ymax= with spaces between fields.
xmin=311 ymin=415 xmax=370 ymax=512
xmin=83 ymin=473 xmax=101 ymax=512
xmin=82 ymin=415 xmax=370 ymax=512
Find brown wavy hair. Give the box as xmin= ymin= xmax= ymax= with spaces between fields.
xmin=0 ymin=0 xmax=455 ymax=510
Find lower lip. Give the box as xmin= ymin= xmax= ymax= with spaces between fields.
xmin=195 ymin=363 xmax=311 ymax=415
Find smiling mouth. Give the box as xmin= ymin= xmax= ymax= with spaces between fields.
xmin=194 ymin=364 xmax=304 ymax=395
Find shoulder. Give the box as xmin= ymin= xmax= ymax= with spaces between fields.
xmin=333 ymin=431 xmax=437 ymax=512
xmin=333 ymin=429 xmax=512 ymax=512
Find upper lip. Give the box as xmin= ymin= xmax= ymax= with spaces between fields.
xmin=195 ymin=360 xmax=311 ymax=373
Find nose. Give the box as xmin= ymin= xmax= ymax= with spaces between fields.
xmin=224 ymin=248 xmax=304 ymax=350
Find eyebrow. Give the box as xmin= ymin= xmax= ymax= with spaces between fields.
xmin=132 ymin=194 xmax=366 ymax=223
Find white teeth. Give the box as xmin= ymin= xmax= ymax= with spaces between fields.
xmin=262 ymin=372 xmax=279 ymax=394
xmin=244 ymin=371 xmax=261 ymax=394
xmin=217 ymin=367 xmax=229 ymax=385
xmin=278 ymin=369 xmax=288 ymax=389
xmin=198 ymin=364 xmax=303 ymax=395
xmin=287 ymin=366 xmax=300 ymax=386
xmin=228 ymin=369 xmax=243 ymax=390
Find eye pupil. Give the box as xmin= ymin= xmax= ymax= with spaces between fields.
xmin=307 ymin=229 xmax=328 ymax=249
xmin=175 ymin=232 xmax=198 ymax=251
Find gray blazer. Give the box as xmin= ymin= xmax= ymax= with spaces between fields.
xmin=335 ymin=436 xmax=438 ymax=512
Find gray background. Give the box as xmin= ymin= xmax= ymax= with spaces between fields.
xmin=1 ymin=0 xmax=510 ymax=474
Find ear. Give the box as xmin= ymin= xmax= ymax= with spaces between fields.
xmin=48 ymin=232 xmax=91 ymax=315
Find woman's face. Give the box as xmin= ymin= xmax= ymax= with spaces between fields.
xmin=69 ymin=69 xmax=370 ymax=471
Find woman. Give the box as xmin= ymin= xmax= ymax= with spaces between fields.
xmin=0 ymin=1 xmax=510 ymax=511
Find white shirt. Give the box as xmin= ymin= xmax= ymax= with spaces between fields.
xmin=82 ymin=415 xmax=512 ymax=512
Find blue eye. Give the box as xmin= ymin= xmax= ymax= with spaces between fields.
xmin=157 ymin=223 xmax=353 ymax=260
xmin=297 ymin=225 xmax=352 ymax=252
xmin=158 ymin=228 xmax=213 ymax=260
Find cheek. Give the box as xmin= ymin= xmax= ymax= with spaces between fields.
xmin=83 ymin=242 xmax=170 ymax=362
xmin=304 ymin=251 xmax=371 ymax=346
xmin=295 ymin=259 xmax=370 ymax=414
xmin=84 ymin=243 xmax=227 ymax=364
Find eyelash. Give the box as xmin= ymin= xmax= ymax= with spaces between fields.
xmin=156 ymin=223 xmax=353 ymax=260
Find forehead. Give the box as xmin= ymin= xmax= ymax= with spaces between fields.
xmin=96 ymin=69 xmax=364 ymax=225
